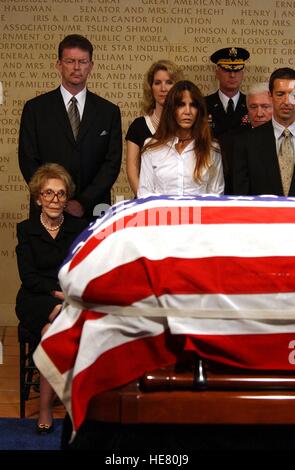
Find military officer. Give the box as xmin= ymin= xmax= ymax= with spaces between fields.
xmin=206 ymin=46 xmax=250 ymax=138
xmin=205 ymin=47 xmax=250 ymax=193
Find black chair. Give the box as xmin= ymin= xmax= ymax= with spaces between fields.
xmin=18 ymin=324 xmax=39 ymax=418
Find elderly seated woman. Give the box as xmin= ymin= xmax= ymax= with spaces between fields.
xmin=15 ymin=163 xmax=87 ymax=434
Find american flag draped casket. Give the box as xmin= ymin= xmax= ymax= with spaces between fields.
xmin=34 ymin=195 xmax=295 ymax=432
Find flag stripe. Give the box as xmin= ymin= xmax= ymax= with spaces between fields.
xmin=69 ymin=205 xmax=295 ymax=271
xmin=82 ymin=256 xmax=295 ymax=306
xmin=202 ymin=206 xmax=295 ymax=224
xmin=183 ymin=333 xmax=295 ymax=370
xmin=41 ymin=309 xmax=167 ymax=376
xmin=85 ymin=298 xmax=295 ymax=321
xmin=62 ymin=223 xmax=295 ymax=300
xmin=71 ymin=330 xmax=180 ymax=430
xmin=41 ymin=310 xmax=105 ymax=373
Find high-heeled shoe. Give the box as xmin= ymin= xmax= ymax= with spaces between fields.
xmin=36 ymin=422 xmax=54 ymax=435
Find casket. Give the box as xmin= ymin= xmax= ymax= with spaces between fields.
xmin=34 ymin=195 xmax=295 ymax=448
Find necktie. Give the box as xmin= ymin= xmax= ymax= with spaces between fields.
xmin=278 ymin=128 xmax=294 ymax=196
xmin=68 ymin=96 xmax=80 ymax=140
xmin=226 ymin=98 xmax=234 ymax=117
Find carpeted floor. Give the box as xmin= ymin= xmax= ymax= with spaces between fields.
xmin=0 ymin=418 xmax=63 ymax=450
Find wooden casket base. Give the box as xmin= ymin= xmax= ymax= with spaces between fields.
xmin=87 ymin=362 xmax=295 ymax=425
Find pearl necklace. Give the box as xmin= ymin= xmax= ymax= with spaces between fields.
xmin=150 ymin=110 xmax=160 ymax=130
xmin=40 ymin=213 xmax=64 ymax=231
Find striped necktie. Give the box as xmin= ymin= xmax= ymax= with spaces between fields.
xmin=278 ymin=128 xmax=294 ymax=196
xmin=68 ymin=96 xmax=80 ymax=140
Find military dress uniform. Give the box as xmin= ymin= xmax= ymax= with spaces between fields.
xmin=206 ymin=91 xmax=248 ymax=139
xmin=205 ymin=47 xmax=251 ymax=193
xmin=206 ymin=47 xmax=250 ymax=139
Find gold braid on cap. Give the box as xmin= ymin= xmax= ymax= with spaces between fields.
xmin=217 ymin=59 xmax=245 ymax=71
xmin=217 ymin=47 xmax=245 ymax=70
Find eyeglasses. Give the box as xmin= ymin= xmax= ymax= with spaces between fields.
xmin=40 ymin=189 xmax=67 ymax=202
xmin=62 ymin=58 xmax=90 ymax=66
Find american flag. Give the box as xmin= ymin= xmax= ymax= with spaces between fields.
xmin=34 ymin=195 xmax=295 ymax=432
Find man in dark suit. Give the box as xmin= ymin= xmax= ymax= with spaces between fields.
xmin=205 ymin=47 xmax=250 ymax=193
xmin=19 ymin=34 xmax=122 ymax=221
xmin=225 ymin=82 xmax=273 ymax=193
xmin=233 ymin=67 xmax=295 ymax=196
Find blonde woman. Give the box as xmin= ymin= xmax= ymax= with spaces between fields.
xmin=126 ymin=59 xmax=184 ymax=195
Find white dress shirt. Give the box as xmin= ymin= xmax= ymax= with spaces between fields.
xmin=60 ymin=85 xmax=87 ymax=120
xmin=218 ymin=90 xmax=240 ymax=112
xmin=137 ymin=138 xmax=224 ymax=198
xmin=272 ymin=117 xmax=295 ymax=154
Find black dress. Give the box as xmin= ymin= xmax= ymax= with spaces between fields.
xmin=15 ymin=212 xmax=88 ymax=339
xmin=125 ymin=116 xmax=155 ymax=149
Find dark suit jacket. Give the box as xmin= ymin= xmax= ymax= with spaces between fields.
xmin=205 ymin=91 xmax=248 ymax=139
xmin=205 ymin=91 xmax=249 ymax=194
xmin=15 ymin=213 xmax=87 ymax=336
xmin=18 ymin=88 xmax=122 ymax=219
xmin=232 ymin=120 xmax=295 ymax=196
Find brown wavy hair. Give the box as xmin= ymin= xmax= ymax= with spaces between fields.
xmin=29 ymin=163 xmax=75 ymax=203
xmin=143 ymin=80 xmax=213 ymax=181
xmin=142 ymin=59 xmax=184 ymax=115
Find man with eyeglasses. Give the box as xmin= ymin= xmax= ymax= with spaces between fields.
xmin=233 ymin=67 xmax=295 ymax=196
xmin=18 ymin=34 xmax=122 ymax=221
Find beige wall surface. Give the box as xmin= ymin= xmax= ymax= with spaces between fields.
xmin=0 ymin=0 xmax=294 ymax=324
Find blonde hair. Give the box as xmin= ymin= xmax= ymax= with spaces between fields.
xmin=29 ymin=163 xmax=75 ymax=202
xmin=142 ymin=59 xmax=184 ymax=115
